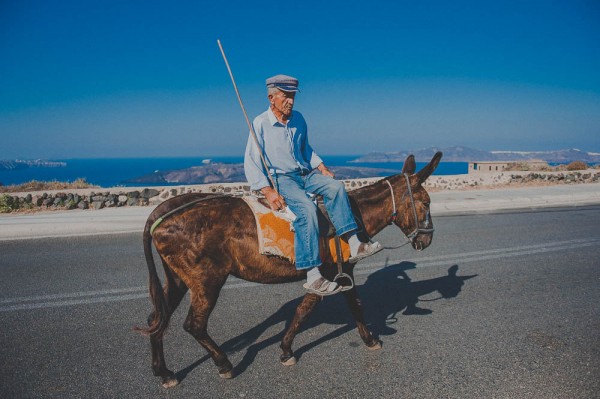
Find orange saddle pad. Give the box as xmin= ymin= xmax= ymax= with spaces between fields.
xmin=242 ymin=196 xmax=350 ymax=264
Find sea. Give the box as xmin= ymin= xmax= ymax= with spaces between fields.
xmin=0 ymin=156 xmax=468 ymax=188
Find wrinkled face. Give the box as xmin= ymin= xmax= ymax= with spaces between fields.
xmin=269 ymin=89 xmax=295 ymax=118
xmin=395 ymin=182 xmax=434 ymax=251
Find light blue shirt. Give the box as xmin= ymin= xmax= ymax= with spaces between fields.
xmin=244 ymin=108 xmax=323 ymax=191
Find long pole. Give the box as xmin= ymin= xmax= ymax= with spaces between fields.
xmin=217 ymin=39 xmax=277 ymax=190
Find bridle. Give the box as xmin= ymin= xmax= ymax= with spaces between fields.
xmin=384 ymin=174 xmax=434 ymax=249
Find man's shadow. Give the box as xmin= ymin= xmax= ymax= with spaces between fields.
xmin=176 ymin=262 xmax=477 ymax=380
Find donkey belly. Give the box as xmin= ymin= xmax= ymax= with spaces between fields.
xmin=232 ymin=254 xmax=307 ymax=285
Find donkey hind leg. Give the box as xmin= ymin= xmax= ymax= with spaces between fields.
xmin=280 ymin=293 xmax=322 ymax=366
xmin=183 ymin=278 xmax=233 ymax=379
xmin=149 ymin=260 xmax=189 ymax=388
xmin=343 ymin=286 xmax=382 ymax=350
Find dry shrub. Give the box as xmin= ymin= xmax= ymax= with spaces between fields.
xmin=505 ymin=162 xmax=530 ymax=171
xmin=505 ymin=162 xmax=552 ymax=172
xmin=0 ymin=178 xmax=97 ymax=193
xmin=566 ymin=161 xmax=588 ymax=171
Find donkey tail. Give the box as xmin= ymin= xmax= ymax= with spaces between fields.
xmin=133 ymin=223 xmax=170 ymax=337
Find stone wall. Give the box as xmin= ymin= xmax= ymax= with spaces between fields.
xmin=1 ymin=170 xmax=598 ymax=213
xmin=423 ymin=169 xmax=600 ymax=190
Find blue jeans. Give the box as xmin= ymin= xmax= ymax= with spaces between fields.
xmin=275 ymin=170 xmax=358 ymax=269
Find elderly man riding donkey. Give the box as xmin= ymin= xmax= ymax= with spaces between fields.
xmin=244 ymin=74 xmax=383 ymax=295
xmin=137 ymin=74 xmax=442 ymax=387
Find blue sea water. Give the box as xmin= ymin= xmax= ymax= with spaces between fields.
xmin=0 ymin=156 xmax=468 ymax=188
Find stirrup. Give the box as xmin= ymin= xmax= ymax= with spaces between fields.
xmin=333 ymin=272 xmax=354 ymax=292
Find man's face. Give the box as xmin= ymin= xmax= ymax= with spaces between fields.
xmin=269 ymin=90 xmax=295 ymax=118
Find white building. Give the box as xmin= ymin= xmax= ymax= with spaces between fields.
xmin=468 ymin=160 xmax=548 ymax=174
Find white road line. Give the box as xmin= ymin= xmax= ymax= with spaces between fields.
xmin=0 ymin=230 xmax=142 ymax=242
xmin=1 ymin=238 xmax=598 ymax=312
xmin=0 ymin=286 xmax=148 ymax=304
xmin=356 ymin=237 xmax=600 ymax=274
xmin=0 ymin=293 xmax=149 ymax=312
xmin=355 ymin=239 xmax=600 ymax=276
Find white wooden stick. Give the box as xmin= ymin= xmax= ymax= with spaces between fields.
xmin=217 ymin=39 xmax=277 ymax=191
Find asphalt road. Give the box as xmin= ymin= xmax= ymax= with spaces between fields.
xmin=1 ymin=206 xmax=599 ymax=398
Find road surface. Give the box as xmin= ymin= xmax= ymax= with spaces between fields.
xmin=1 ymin=206 xmax=599 ymax=398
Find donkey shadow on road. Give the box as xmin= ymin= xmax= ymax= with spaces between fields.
xmin=176 ymin=262 xmax=477 ymax=380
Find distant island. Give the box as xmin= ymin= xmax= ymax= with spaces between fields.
xmin=352 ymin=146 xmax=600 ymax=163
xmin=123 ymin=163 xmax=402 ymax=185
xmin=0 ymin=159 xmax=67 ymax=171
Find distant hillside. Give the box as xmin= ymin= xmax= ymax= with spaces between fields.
xmin=124 ymin=163 xmax=247 ymax=185
xmin=352 ymin=146 xmax=600 ymax=163
xmin=0 ymin=159 xmax=67 ymax=171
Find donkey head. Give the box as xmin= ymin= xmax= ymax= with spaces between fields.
xmin=393 ymin=151 xmax=442 ymax=250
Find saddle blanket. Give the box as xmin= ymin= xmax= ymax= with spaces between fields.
xmin=242 ymin=196 xmax=350 ymax=264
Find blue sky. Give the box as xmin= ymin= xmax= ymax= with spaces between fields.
xmin=1 ymin=0 xmax=599 ymax=159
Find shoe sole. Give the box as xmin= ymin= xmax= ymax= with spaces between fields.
xmin=302 ymin=283 xmax=343 ymax=296
xmin=348 ymin=245 xmax=383 ymax=263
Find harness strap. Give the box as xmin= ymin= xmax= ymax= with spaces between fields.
xmin=333 ymin=235 xmax=354 ymax=292
xmin=384 ymin=179 xmax=397 ymax=224
xmin=403 ymin=173 xmax=420 ymax=239
xmin=334 ymin=236 xmax=344 ymax=275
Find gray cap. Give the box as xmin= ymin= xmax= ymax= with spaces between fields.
xmin=266 ymin=74 xmax=300 ymax=92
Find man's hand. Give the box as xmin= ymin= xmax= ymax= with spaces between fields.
xmin=261 ymin=187 xmax=286 ymax=211
xmin=317 ymin=163 xmax=334 ymax=178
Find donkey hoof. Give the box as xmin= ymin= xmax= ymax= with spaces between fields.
xmin=219 ymin=370 xmax=235 ymax=379
xmin=218 ymin=362 xmax=234 ymax=379
xmin=367 ymin=340 xmax=382 ymax=351
xmin=217 ymin=359 xmax=234 ymax=379
xmin=280 ymin=355 xmax=297 ymax=366
xmin=161 ymin=376 xmax=179 ymax=389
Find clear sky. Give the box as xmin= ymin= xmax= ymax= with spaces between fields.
xmin=1 ymin=0 xmax=599 ymax=159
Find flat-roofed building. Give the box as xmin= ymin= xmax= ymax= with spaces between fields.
xmin=468 ymin=160 xmax=548 ymax=173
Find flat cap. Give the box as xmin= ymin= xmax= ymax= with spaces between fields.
xmin=266 ymin=74 xmax=300 ymax=92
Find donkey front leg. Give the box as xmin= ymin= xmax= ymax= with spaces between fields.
xmin=280 ymin=293 xmax=321 ymax=365
xmin=343 ymin=287 xmax=382 ymax=350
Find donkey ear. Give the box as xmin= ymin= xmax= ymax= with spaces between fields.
xmin=416 ymin=151 xmax=443 ymax=183
xmin=402 ymin=154 xmax=416 ymax=174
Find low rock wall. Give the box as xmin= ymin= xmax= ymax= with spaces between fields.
xmin=423 ymin=169 xmax=600 ymax=190
xmin=1 ymin=169 xmax=598 ymax=213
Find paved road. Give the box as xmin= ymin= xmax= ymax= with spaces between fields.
xmin=1 ymin=206 xmax=599 ymax=398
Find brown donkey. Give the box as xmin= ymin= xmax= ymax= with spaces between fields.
xmin=137 ymin=152 xmax=442 ymax=387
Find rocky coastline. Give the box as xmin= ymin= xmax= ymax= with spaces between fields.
xmin=1 ymin=169 xmax=599 ymax=214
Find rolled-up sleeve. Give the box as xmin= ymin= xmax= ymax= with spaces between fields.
xmin=244 ymin=127 xmax=270 ymax=191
